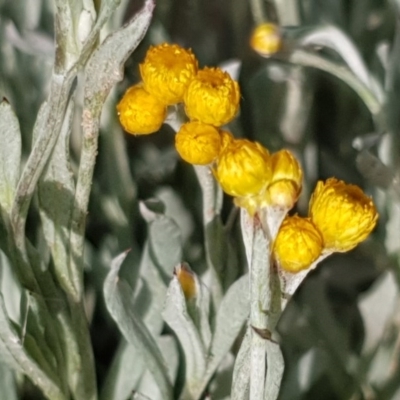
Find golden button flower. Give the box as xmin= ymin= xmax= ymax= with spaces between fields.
xmin=184 ymin=67 xmax=240 ymax=126
xmin=265 ymin=149 xmax=303 ymax=209
xmin=309 ymin=178 xmax=378 ymax=252
xmin=175 ymin=122 xmax=221 ymax=165
xmin=273 ymin=216 xmax=323 ymax=273
xmin=215 ymin=139 xmax=271 ymax=197
xmin=250 ymin=23 xmax=282 ymax=57
xmin=117 ymin=84 xmax=166 ymax=135
xmin=140 ymin=43 xmax=198 ymax=105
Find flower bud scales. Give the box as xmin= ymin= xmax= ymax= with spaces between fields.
xmin=215 ymin=139 xmax=271 ymax=197
xmin=140 ymin=43 xmax=198 ymax=105
xmin=175 ymin=122 xmax=221 ymax=165
xmin=309 ymin=178 xmax=378 ymax=252
xmin=274 ymin=216 xmax=323 ymax=273
xmin=184 ymin=67 xmax=240 ymax=126
xmin=117 ymin=84 xmax=166 ymax=135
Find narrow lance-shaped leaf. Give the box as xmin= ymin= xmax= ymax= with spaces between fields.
xmin=104 ymin=252 xmax=174 ymax=400
xmin=0 ymin=100 xmax=21 ymax=214
xmin=70 ymin=0 xmax=155 ymax=292
xmin=297 ymin=25 xmax=382 ymax=98
xmin=38 ymin=98 xmax=79 ymax=300
xmin=197 ymin=274 xmax=250 ymax=397
xmin=0 ymin=293 xmax=66 ymax=400
xmin=149 ymin=216 xmax=182 ymax=276
xmin=162 ymin=277 xmax=207 ymax=399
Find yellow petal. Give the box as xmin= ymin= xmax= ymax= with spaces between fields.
xmin=274 ymin=216 xmax=323 ymax=273
xmin=184 ymin=67 xmax=240 ymax=126
xmin=264 ymin=150 xmax=303 ymax=208
xmin=175 ymin=122 xmax=221 ymax=165
xmin=117 ymin=84 xmax=166 ymax=135
xmin=309 ymin=178 xmax=378 ymax=252
xmin=140 ymin=43 xmax=198 ymax=105
xmin=215 ymin=139 xmax=271 ymax=197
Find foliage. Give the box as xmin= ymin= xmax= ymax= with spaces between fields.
xmin=0 ymin=0 xmax=399 ymax=400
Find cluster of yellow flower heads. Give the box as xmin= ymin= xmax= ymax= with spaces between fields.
xmin=117 ymin=42 xmax=378 ymax=278
xmin=117 ymin=43 xmax=240 ymax=140
xmin=273 ymin=178 xmax=378 ymax=273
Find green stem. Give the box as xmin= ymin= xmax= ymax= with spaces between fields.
xmin=194 ymin=165 xmax=224 ymax=304
xmin=241 ymin=209 xmax=284 ymax=400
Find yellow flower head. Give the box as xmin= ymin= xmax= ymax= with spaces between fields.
xmin=184 ymin=67 xmax=240 ymax=126
xmin=117 ymin=84 xmax=166 ymax=135
xmin=265 ymin=149 xmax=303 ymax=209
xmin=309 ymin=178 xmax=378 ymax=252
xmin=250 ymin=23 xmax=282 ymax=57
xmin=273 ymin=216 xmax=323 ymax=273
xmin=175 ymin=263 xmax=197 ymax=300
xmin=215 ymin=139 xmax=271 ymax=197
xmin=140 ymin=43 xmax=198 ymax=105
xmin=175 ymin=122 xmax=221 ymax=165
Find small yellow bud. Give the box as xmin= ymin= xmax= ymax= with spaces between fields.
xmin=215 ymin=139 xmax=271 ymax=197
xmin=184 ymin=67 xmax=240 ymax=126
xmin=140 ymin=43 xmax=198 ymax=105
xmin=309 ymin=178 xmax=378 ymax=252
xmin=175 ymin=122 xmax=221 ymax=165
xmin=265 ymin=150 xmax=303 ymax=209
xmin=117 ymin=84 xmax=166 ymax=135
xmin=175 ymin=263 xmax=197 ymax=300
xmin=273 ymin=216 xmax=323 ymax=273
xmin=250 ymin=23 xmax=282 ymax=57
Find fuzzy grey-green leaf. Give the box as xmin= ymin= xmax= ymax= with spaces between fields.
xmin=209 ymin=275 xmax=249 ymax=373
xmin=162 ymin=276 xmax=207 ymax=399
xmin=38 ymin=98 xmax=78 ymax=299
xmin=104 ymin=252 xmax=173 ymax=400
xmin=0 ymin=100 xmax=21 ymax=214
xmin=84 ymin=0 xmax=154 ymax=101
xmin=149 ymin=216 xmax=182 ymax=276
xmin=0 ymin=293 xmax=66 ymax=400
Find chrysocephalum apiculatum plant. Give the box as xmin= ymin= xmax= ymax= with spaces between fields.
xmin=117 ymin=41 xmax=378 ymax=399
xmin=1 ymin=0 xmax=396 ymax=399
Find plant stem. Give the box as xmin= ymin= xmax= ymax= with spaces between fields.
xmin=241 ymin=209 xmax=285 ymax=400
xmin=194 ymin=165 xmax=224 ymax=304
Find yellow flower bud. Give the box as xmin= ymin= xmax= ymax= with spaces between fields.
xmin=309 ymin=178 xmax=378 ymax=252
xmin=175 ymin=263 xmax=197 ymax=300
xmin=184 ymin=67 xmax=240 ymax=126
xmin=215 ymin=139 xmax=271 ymax=197
xmin=117 ymin=84 xmax=166 ymax=135
xmin=273 ymin=216 xmax=323 ymax=273
xmin=265 ymin=150 xmax=303 ymax=209
xmin=140 ymin=43 xmax=198 ymax=105
xmin=175 ymin=122 xmax=221 ymax=165
xmin=250 ymin=23 xmax=282 ymax=57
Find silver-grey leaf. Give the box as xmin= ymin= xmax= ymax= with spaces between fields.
xmin=162 ymin=277 xmax=207 ymax=399
xmin=0 ymin=100 xmax=21 ymax=214
xmin=104 ymin=252 xmax=173 ymax=400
